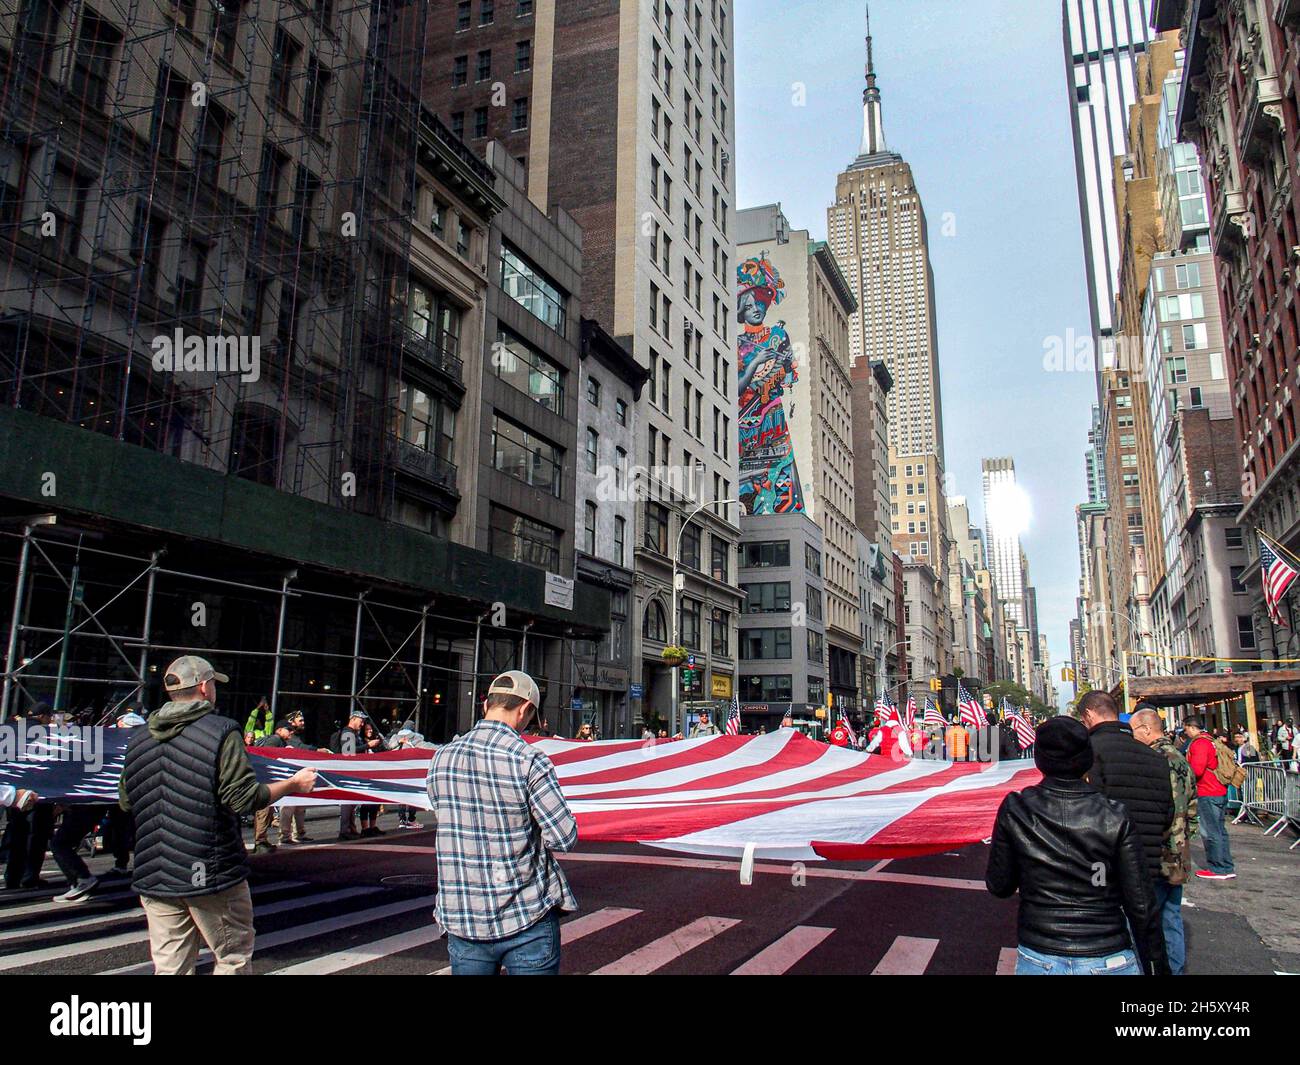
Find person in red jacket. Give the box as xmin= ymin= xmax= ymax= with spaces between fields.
xmin=865 ymin=714 xmax=912 ymax=762
xmin=1184 ymin=718 xmax=1234 ymax=880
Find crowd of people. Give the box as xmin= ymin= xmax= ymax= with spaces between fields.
xmin=988 ymin=690 xmax=1253 ymax=976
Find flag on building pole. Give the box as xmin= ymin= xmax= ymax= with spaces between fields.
xmin=724 ymin=694 xmax=742 ymax=736
xmin=923 ymin=696 xmax=944 ymax=727
xmin=1259 ymin=534 xmax=1299 ymax=627
xmin=957 ymin=682 xmax=985 ymax=730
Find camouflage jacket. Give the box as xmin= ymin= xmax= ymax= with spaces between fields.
xmin=1154 ymin=736 xmax=1199 ymax=884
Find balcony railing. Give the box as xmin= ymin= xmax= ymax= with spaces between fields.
xmin=363 ymin=303 xmax=464 ymax=387
xmin=387 ymin=433 xmax=458 ymax=495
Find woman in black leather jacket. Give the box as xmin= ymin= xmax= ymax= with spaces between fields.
xmin=985 ymin=716 xmax=1169 ymax=975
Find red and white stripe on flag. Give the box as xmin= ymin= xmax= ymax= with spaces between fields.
xmin=1260 ymin=536 xmax=1298 ymax=626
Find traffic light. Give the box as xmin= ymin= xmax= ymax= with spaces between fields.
xmin=929 ymin=677 xmax=941 ymax=693
xmin=1062 ymin=666 xmax=1075 ymax=682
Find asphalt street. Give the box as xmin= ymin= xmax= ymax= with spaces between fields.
xmin=0 ymin=808 xmax=1291 ymax=975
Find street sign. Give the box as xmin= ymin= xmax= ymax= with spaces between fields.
xmin=630 ymin=683 xmax=644 ymax=698
xmin=570 ymin=697 xmax=583 ymax=710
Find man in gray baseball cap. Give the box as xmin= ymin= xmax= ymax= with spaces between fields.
xmin=119 ymin=655 xmax=316 ymax=973
xmin=426 ymin=669 xmax=577 ymax=974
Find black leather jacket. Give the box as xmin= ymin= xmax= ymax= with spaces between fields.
xmin=986 ymin=775 xmax=1169 ymax=975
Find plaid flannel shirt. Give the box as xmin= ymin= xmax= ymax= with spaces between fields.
xmin=426 ymin=719 xmax=578 ymax=940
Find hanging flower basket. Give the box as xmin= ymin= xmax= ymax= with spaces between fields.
xmin=661 ymin=645 xmax=688 ymax=667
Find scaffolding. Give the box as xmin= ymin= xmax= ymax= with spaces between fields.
xmin=0 ymin=0 xmax=433 ymax=516
xmin=0 ymin=524 xmax=612 ymax=740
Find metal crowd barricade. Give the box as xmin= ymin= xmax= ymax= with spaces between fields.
xmin=1232 ymin=759 xmax=1300 ymax=847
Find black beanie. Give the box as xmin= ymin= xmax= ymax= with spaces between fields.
xmin=1034 ymin=716 xmax=1094 ymax=778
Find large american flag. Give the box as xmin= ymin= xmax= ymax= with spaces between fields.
xmin=922 ymin=697 xmax=945 ymax=728
xmin=957 ymin=682 xmax=986 ymax=730
xmin=1260 ymin=535 xmax=1298 ymax=626
xmin=0 ymin=728 xmax=1041 ymax=861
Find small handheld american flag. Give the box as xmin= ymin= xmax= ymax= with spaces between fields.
xmin=724 ymin=694 xmax=742 ymax=736
xmin=922 ymin=697 xmax=944 ymax=727
xmin=1006 ymin=705 xmax=1036 ymax=749
xmin=1260 ymin=534 xmax=1298 ymax=627
xmin=957 ymin=682 xmax=985 ymax=730
xmin=904 ymin=695 xmax=917 ymax=730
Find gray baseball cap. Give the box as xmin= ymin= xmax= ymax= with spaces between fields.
xmin=486 ymin=670 xmax=540 ymax=707
xmin=163 ymin=654 xmax=229 ymax=692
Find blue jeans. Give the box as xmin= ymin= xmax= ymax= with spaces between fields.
xmin=1153 ymin=880 xmax=1185 ymax=975
xmin=1198 ymin=794 xmax=1235 ymax=874
xmin=1015 ymin=945 xmax=1141 ymax=976
xmin=446 ymin=910 xmax=561 ymax=975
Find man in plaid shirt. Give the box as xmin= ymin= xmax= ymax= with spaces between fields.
xmin=426 ymin=670 xmax=578 ymax=974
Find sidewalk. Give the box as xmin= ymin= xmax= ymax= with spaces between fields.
xmin=1183 ymin=820 xmax=1300 ymax=974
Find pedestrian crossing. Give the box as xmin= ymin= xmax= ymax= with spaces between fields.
xmin=0 ymin=877 xmax=1021 ymax=975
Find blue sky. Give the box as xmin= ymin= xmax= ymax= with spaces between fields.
xmin=735 ymin=0 xmax=1096 ymax=703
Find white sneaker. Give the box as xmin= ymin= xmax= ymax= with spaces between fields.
xmin=54 ymin=876 xmax=100 ymax=903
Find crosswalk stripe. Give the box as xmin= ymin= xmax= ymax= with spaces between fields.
xmin=730 ymin=925 xmax=834 ymax=975
xmin=430 ymin=907 xmax=644 ymax=975
xmin=0 ymin=885 xmax=384 ymax=972
xmin=271 ymin=924 xmax=442 ymax=975
xmin=102 ymin=894 xmax=437 ymax=974
xmin=871 ymin=935 xmax=939 ymax=975
xmin=589 ymin=916 xmax=740 ymax=975
xmin=0 ymin=886 xmax=137 ymax=921
xmin=0 ymin=881 xmax=309 ymax=943
xmin=997 ymin=947 xmax=1018 ymax=975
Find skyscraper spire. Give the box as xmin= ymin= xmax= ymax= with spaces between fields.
xmin=859 ymin=2 xmax=887 ymax=158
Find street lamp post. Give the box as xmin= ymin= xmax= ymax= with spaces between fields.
xmin=670 ymin=497 xmax=735 ymax=737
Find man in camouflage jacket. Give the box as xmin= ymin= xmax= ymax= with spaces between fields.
xmin=1132 ymin=708 xmax=1198 ymax=975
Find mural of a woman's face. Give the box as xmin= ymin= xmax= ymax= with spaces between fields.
xmin=737 ymin=288 xmax=769 ymax=326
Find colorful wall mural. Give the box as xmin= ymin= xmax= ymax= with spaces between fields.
xmin=737 ymin=254 xmax=805 ymax=516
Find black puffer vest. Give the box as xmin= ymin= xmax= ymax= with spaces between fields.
xmin=123 ymin=712 xmax=249 ymax=898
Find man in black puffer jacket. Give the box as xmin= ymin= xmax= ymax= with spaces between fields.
xmin=1079 ymin=690 xmax=1174 ymax=886
xmin=986 ymin=716 xmax=1168 ymax=975
xmin=120 ymin=656 xmax=317 ymax=974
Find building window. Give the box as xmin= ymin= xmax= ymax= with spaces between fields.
xmin=70 ymin=7 xmax=122 ymax=110
xmin=476 ymin=49 xmax=492 ymax=81
xmin=586 ymin=375 xmax=601 ymax=406
xmin=584 ymin=427 xmax=599 ymax=474
xmin=452 ymin=54 xmax=468 ymax=85
xmin=742 ymin=540 xmax=789 ymax=568
xmin=500 ymin=244 xmax=566 ymax=332
xmin=512 ymin=96 xmax=529 ymax=131
xmin=516 ymin=39 xmax=532 ymax=72
xmin=805 ymin=544 xmax=822 ymax=577
xmin=154 ymin=66 xmax=188 ymax=160
xmin=615 ymin=397 xmax=628 ymax=425
xmin=711 ymin=608 xmax=730 ymax=657
xmin=493 ymin=331 xmax=562 ymax=413
xmin=1225 ymin=527 xmax=1244 ymax=549
xmin=1237 ymin=615 xmax=1257 ymax=650
xmin=740 ymin=674 xmax=792 ymax=702
xmin=456 ymin=1 xmax=470 ymax=31
xmin=584 ymin=501 xmax=597 ymax=555
xmin=711 ymin=535 xmax=729 ymax=583
xmin=645 ymin=502 xmax=670 ymax=554
xmin=175 ymin=238 xmax=208 ymax=316
xmin=613 ymin=516 xmax=626 ymax=566
xmin=643 ymin=599 xmax=669 ymax=643
xmin=680 ymin=521 xmax=701 ymax=570
xmin=489 ymin=505 xmax=561 ymax=571
xmin=269 ymin=27 xmax=301 ymax=112
xmin=679 ymin=598 xmax=701 ymax=650
xmin=742 ymin=582 xmax=791 ymax=613
xmin=392 ymin=380 xmax=456 ymax=460
xmin=480 ymin=0 xmax=495 ymax=24
xmin=741 ymin=628 xmax=792 ymax=660
xmin=492 ymin=415 xmax=563 ymax=496
xmin=473 ymin=106 xmax=488 ymax=138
